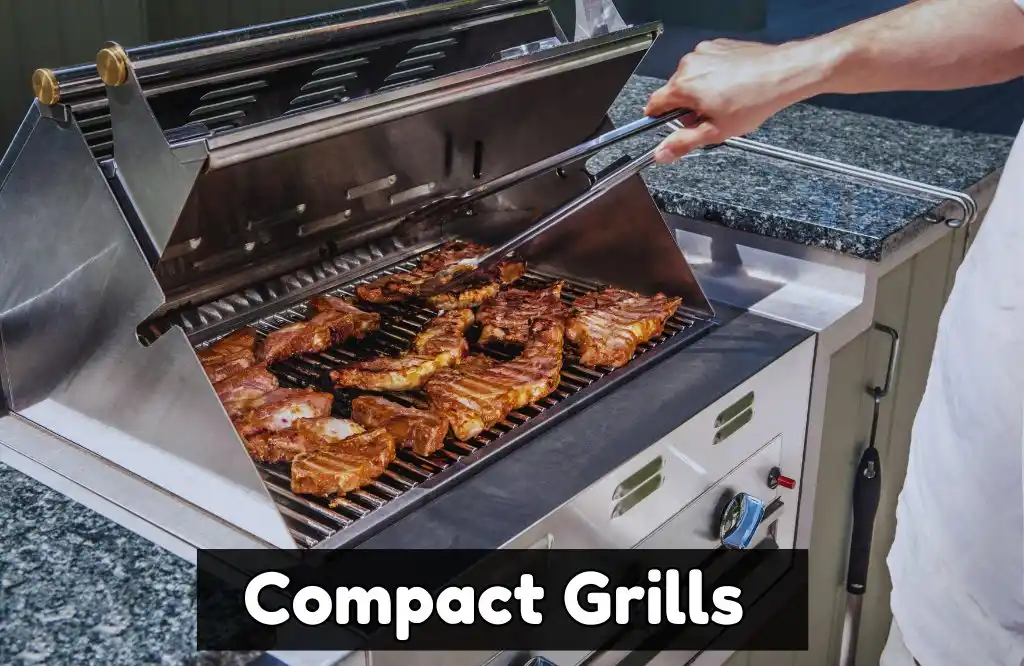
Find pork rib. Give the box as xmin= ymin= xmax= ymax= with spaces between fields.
xmin=260 ymin=297 xmax=380 ymax=365
xmin=199 ymin=328 xmax=258 ymax=382
xmin=233 ymin=388 xmax=335 ymax=438
xmin=355 ymin=240 xmax=525 ymax=306
xmin=426 ymin=319 xmax=564 ymax=441
xmin=330 ymin=309 xmax=473 ymax=391
xmin=350 ymin=395 xmax=447 ymax=456
xmin=566 ymin=288 xmax=681 ymax=368
xmin=477 ymin=281 xmax=569 ymax=346
xmin=214 ymin=366 xmax=279 ymax=404
xmin=291 ymin=428 xmax=397 ymax=497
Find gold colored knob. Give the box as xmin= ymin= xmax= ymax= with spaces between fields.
xmin=32 ymin=68 xmax=60 ymax=105
xmin=96 ymin=45 xmax=129 ymax=86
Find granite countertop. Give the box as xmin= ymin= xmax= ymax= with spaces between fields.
xmin=595 ymin=76 xmax=1015 ymax=260
xmin=0 ymin=461 xmax=260 ymax=666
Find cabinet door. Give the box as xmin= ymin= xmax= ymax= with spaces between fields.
xmin=730 ymin=224 xmax=970 ymax=666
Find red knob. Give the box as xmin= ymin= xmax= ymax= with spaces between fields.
xmin=768 ymin=466 xmax=797 ymax=490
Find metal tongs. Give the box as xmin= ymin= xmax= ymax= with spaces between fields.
xmin=416 ymin=108 xmax=693 ymax=296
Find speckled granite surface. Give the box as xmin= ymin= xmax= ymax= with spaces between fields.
xmin=592 ymin=75 xmax=1015 ymax=260
xmin=0 ymin=461 xmax=259 ymax=666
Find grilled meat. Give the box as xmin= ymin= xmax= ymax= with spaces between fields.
xmin=199 ymin=328 xmax=259 ymax=382
xmin=214 ymin=366 xmax=279 ymax=404
xmin=291 ymin=428 xmax=397 ymax=497
xmin=308 ymin=296 xmax=381 ymax=340
xmin=260 ymin=298 xmax=379 ymax=365
xmin=293 ymin=417 xmax=366 ymax=446
xmin=355 ymin=240 xmax=525 ymax=306
xmin=243 ymin=418 xmax=364 ymax=464
xmin=234 ymin=388 xmax=334 ymax=437
xmin=426 ymin=319 xmax=564 ymax=441
xmin=477 ymin=281 xmax=569 ymax=345
xmin=350 ymin=396 xmax=447 ymax=456
xmin=198 ymin=328 xmax=257 ymax=364
xmin=566 ymin=288 xmax=681 ymax=368
xmin=244 ymin=430 xmax=317 ymax=464
xmin=202 ymin=351 xmax=255 ymax=383
xmin=330 ymin=309 xmax=473 ymax=391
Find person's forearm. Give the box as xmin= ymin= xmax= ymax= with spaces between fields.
xmin=787 ymin=0 xmax=1024 ymax=101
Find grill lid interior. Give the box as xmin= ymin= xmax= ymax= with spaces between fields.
xmin=98 ymin=8 xmax=663 ymax=309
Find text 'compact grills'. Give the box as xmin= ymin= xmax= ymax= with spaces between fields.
xmin=0 ymin=0 xmax=714 ymax=550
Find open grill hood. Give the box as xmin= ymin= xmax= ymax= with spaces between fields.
xmin=0 ymin=0 xmax=713 ymax=549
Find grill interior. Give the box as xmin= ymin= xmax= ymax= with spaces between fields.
xmin=195 ymin=253 xmax=714 ymax=548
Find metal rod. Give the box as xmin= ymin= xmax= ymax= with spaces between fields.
xmin=39 ymin=0 xmax=538 ymax=103
xmin=721 ymin=134 xmax=978 ymax=230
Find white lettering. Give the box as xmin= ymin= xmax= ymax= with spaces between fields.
xmin=665 ymin=569 xmax=686 ymax=624
xmin=688 ymin=569 xmax=709 ymax=624
xmin=564 ymin=571 xmax=611 ymax=626
xmin=711 ymin=586 xmax=744 ymax=625
xmin=614 ymin=586 xmax=645 ymax=624
xmin=437 ymin=586 xmax=475 ymax=625
xmin=478 ymin=586 xmax=513 ymax=625
xmin=395 ymin=586 xmax=433 ymax=641
xmin=515 ymin=574 xmax=545 ymax=625
xmin=244 ymin=571 xmax=291 ymax=626
xmin=293 ymin=586 xmax=333 ymax=625
xmin=335 ymin=587 xmax=392 ymax=624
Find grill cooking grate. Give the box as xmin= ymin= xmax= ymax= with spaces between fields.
xmin=198 ymin=259 xmax=713 ymax=548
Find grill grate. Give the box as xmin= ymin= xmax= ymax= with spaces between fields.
xmin=197 ymin=258 xmax=714 ymax=548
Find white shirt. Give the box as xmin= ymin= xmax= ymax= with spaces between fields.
xmin=886 ymin=9 xmax=1024 ymax=661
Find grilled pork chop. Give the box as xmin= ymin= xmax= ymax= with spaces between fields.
xmin=350 ymin=395 xmax=447 ymax=456
xmin=330 ymin=309 xmax=473 ymax=391
xmin=426 ymin=319 xmax=564 ymax=441
xmin=243 ymin=418 xmax=364 ymax=464
xmin=355 ymin=240 xmax=525 ymax=306
xmin=260 ymin=297 xmax=380 ymax=365
xmin=214 ymin=366 xmax=279 ymax=404
xmin=477 ymin=281 xmax=569 ymax=345
xmin=567 ymin=288 xmax=681 ymax=368
xmin=199 ymin=328 xmax=259 ymax=382
xmin=244 ymin=430 xmax=317 ymax=464
xmin=291 ymin=428 xmax=397 ymax=497
xmin=233 ymin=388 xmax=334 ymax=437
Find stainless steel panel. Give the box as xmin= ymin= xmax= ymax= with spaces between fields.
xmin=0 ymin=105 xmax=295 ymax=548
xmin=502 ymin=337 xmax=814 ymax=552
xmin=131 ymin=25 xmax=658 ymax=302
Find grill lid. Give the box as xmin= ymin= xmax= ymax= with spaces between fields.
xmin=95 ymin=6 xmax=662 ymax=303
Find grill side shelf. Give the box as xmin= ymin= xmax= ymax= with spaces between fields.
xmin=196 ymin=261 xmax=716 ymax=548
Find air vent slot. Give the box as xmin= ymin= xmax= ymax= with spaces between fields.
xmin=713 ymin=391 xmax=755 ymax=445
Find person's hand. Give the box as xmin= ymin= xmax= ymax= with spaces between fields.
xmin=644 ymin=39 xmax=819 ymax=164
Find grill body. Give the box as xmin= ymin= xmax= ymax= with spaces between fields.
xmin=0 ymin=2 xmax=717 ymax=550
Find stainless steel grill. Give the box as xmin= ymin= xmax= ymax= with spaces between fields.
xmin=195 ymin=251 xmax=715 ymax=548
xmin=0 ymin=2 xmax=717 ymax=551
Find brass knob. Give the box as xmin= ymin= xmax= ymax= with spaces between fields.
xmin=32 ymin=68 xmax=60 ymax=105
xmin=96 ymin=44 xmax=129 ymax=86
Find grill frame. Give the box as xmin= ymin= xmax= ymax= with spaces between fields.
xmin=195 ymin=251 xmax=716 ymax=549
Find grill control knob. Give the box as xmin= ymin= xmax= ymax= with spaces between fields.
xmin=719 ymin=492 xmax=765 ymax=550
xmin=767 ymin=467 xmax=796 ymax=490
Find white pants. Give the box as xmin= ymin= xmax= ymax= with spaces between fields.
xmin=880 ymin=618 xmax=918 ymax=666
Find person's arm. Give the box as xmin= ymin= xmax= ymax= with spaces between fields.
xmin=645 ymin=0 xmax=1024 ymax=163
